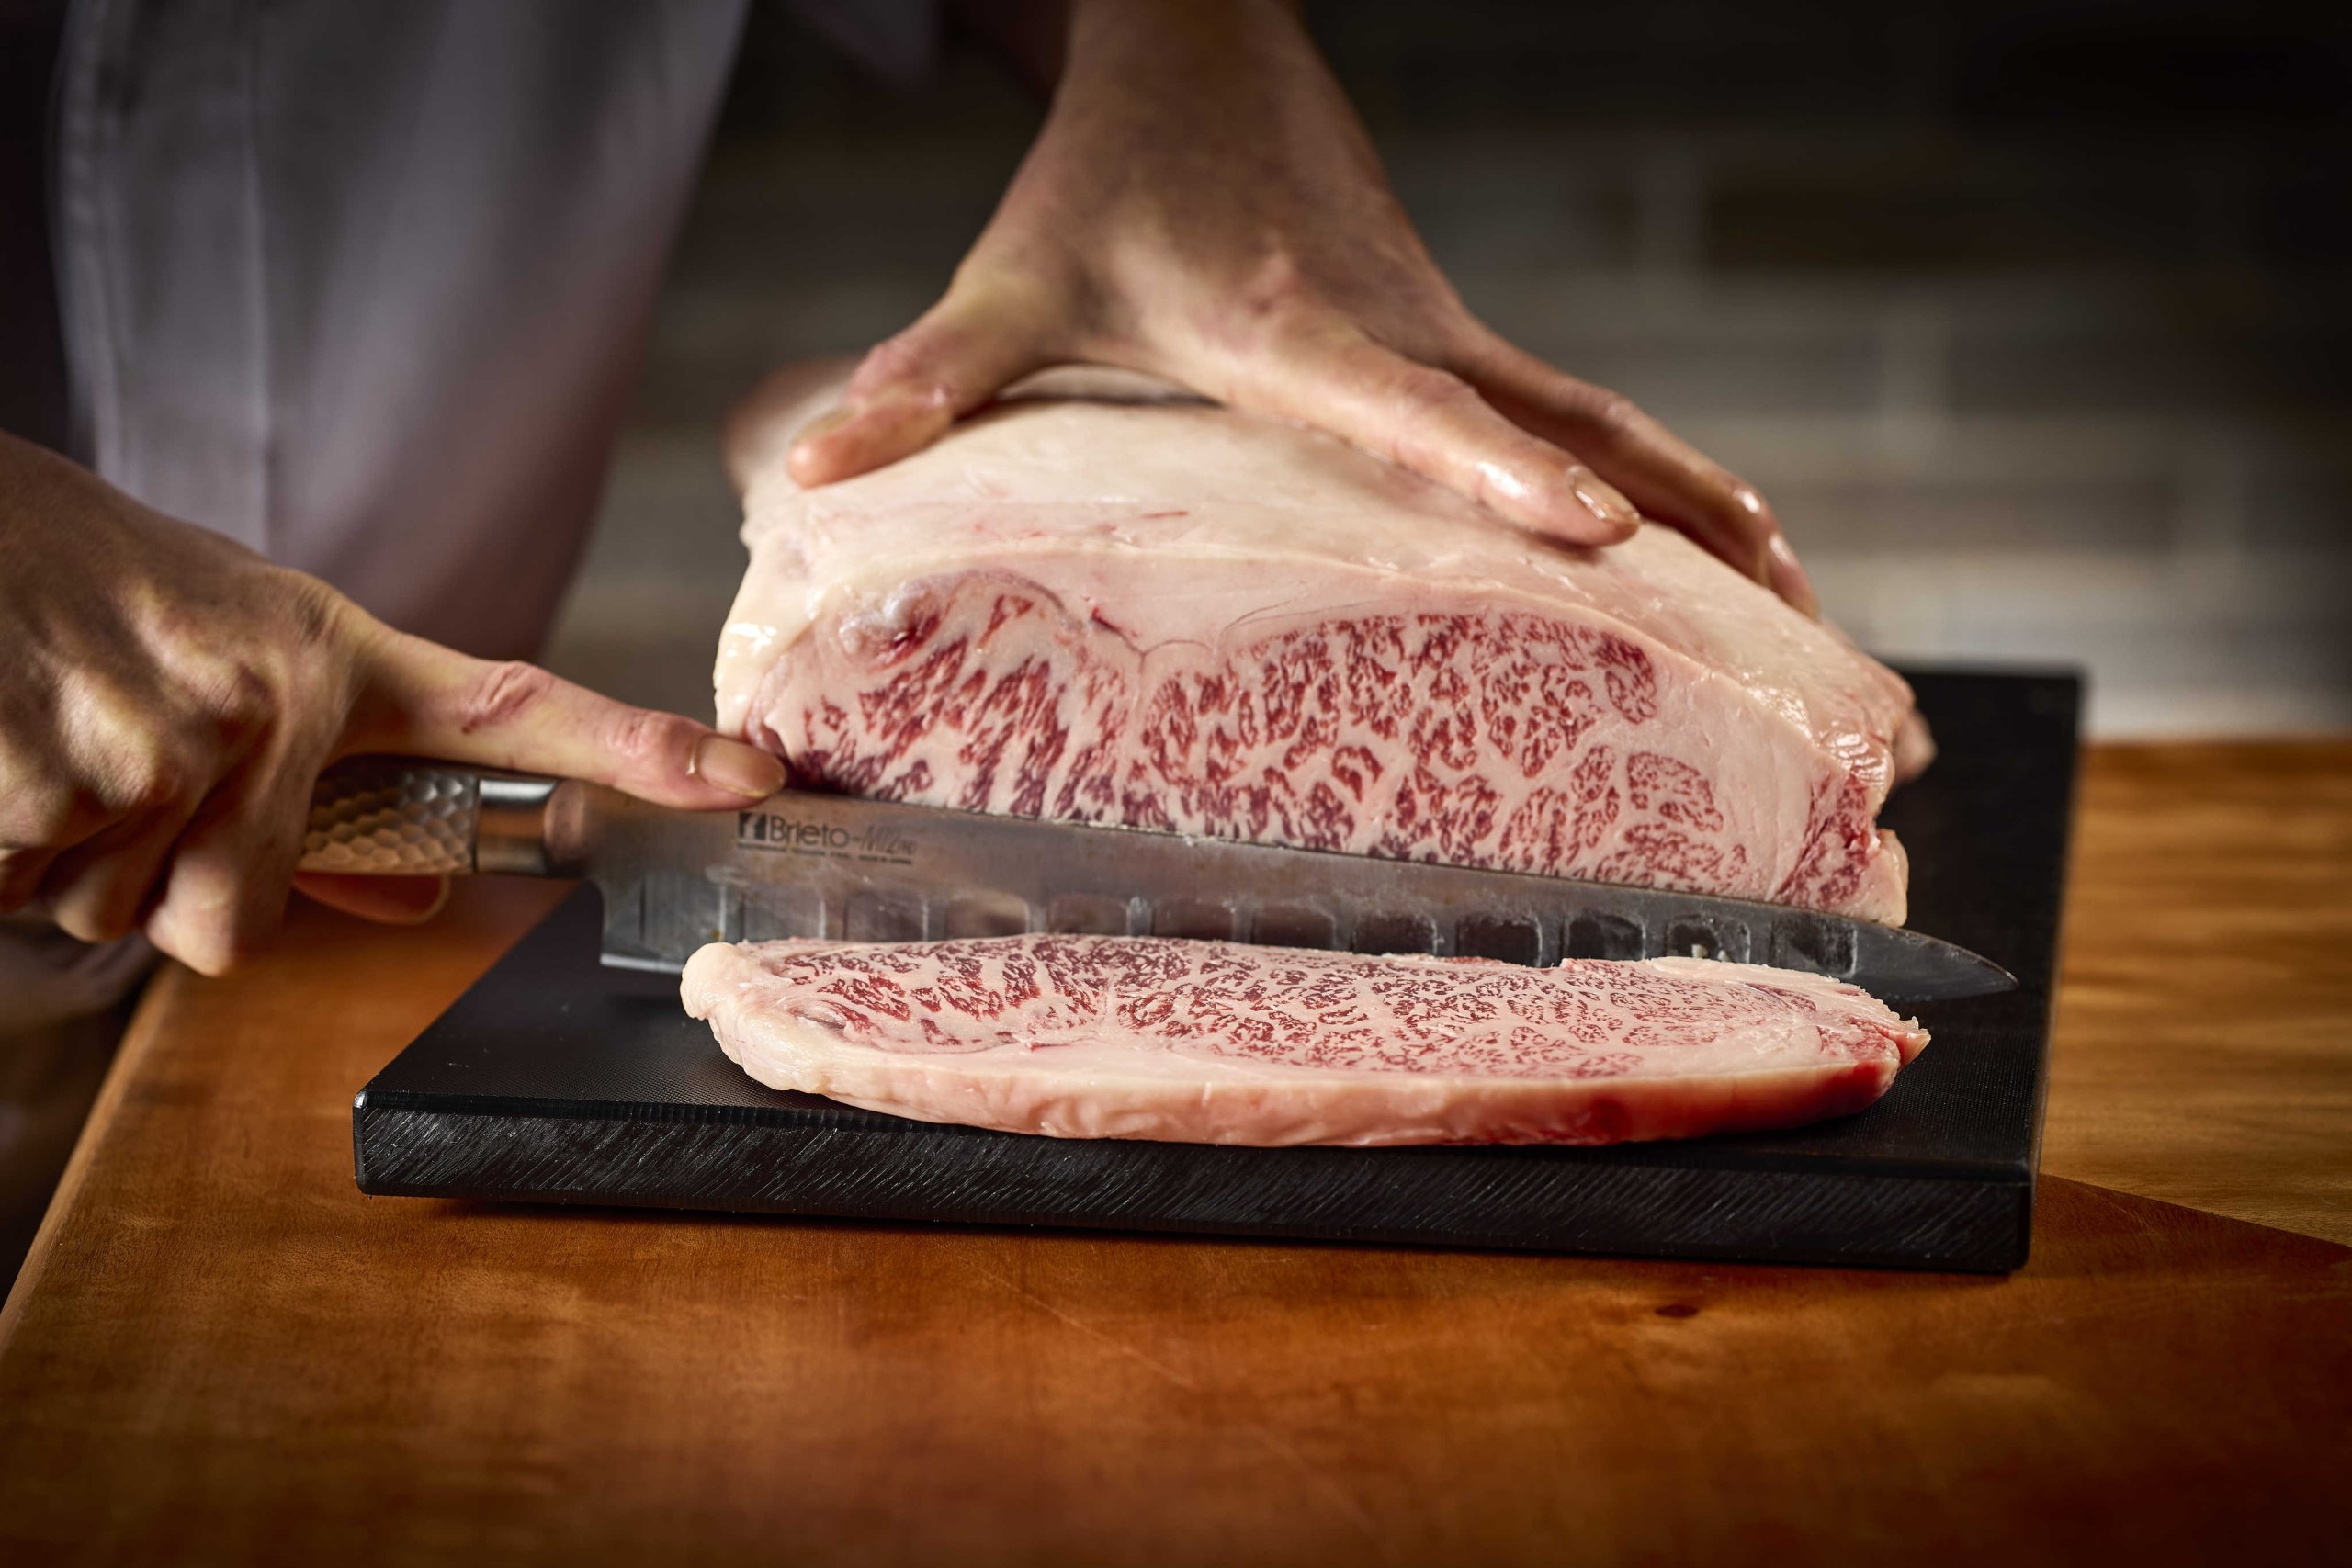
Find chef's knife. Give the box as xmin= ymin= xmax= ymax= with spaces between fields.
xmin=298 ymin=757 xmax=2015 ymax=1002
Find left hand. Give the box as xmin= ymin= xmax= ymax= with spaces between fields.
xmin=786 ymin=0 xmax=1815 ymax=613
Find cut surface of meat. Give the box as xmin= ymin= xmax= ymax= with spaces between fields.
xmin=681 ymin=934 xmax=1929 ymax=1148
xmin=719 ymin=364 xmax=1918 ymax=921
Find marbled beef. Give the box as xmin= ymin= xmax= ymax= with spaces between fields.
xmin=718 ymin=367 xmax=1920 ymax=922
xmin=682 ymin=934 xmax=1929 ymax=1147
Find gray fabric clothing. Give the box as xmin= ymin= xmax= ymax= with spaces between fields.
xmin=53 ymin=0 xmax=752 ymax=658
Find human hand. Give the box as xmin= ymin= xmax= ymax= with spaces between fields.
xmin=0 ymin=433 xmax=786 ymax=975
xmin=787 ymin=0 xmax=1814 ymax=612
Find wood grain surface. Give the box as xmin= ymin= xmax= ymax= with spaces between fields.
xmin=2043 ymin=742 xmax=2352 ymax=1243
xmin=2 ymin=743 xmax=2348 ymax=1566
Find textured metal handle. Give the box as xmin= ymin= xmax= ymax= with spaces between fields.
xmin=300 ymin=758 xmax=481 ymax=875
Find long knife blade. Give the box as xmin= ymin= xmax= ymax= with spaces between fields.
xmin=303 ymin=759 xmax=2014 ymax=1002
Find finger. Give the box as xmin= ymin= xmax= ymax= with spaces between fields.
xmin=38 ymin=791 xmax=204 ymax=944
xmin=1457 ymin=334 xmax=1819 ymax=615
xmin=786 ymin=274 xmax=1056 ymax=488
xmin=1463 ymin=334 xmax=1766 ymax=568
xmin=1211 ymin=313 xmax=1639 ymax=547
xmin=1893 ymin=710 xmax=1937 ymax=784
xmin=0 ymin=847 xmax=62 ymax=915
xmin=293 ymin=872 xmax=451 ymax=926
xmin=0 ymin=772 xmax=135 ymax=913
xmin=143 ymin=757 xmax=313 ymax=976
xmin=349 ymin=632 xmax=786 ymax=809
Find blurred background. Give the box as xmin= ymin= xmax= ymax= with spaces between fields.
xmin=543 ymin=0 xmax=2352 ymax=739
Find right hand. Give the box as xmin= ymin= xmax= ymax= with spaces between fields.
xmin=786 ymin=0 xmax=1816 ymax=614
xmin=0 ymin=432 xmax=786 ymax=976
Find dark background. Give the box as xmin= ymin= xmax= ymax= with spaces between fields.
xmin=543 ymin=0 xmax=2352 ymax=737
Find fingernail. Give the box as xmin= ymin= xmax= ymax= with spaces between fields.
xmin=793 ymin=405 xmax=854 ymax=449
xmin=1730 ymin=485 xmax=1777 ymax=578
xmin=1765 ymin=532 xmax=1821 ymax=618
xmin=1566 ymin=466 xmax=1641 ymax=527
xmin=786 ymin=407 xmax=857 ymax=483
xmin=693 ymin=736 xmax=787 ymax=800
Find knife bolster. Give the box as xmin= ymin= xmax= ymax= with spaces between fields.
xmin=476 ymin=777 xmax=561 ymax=876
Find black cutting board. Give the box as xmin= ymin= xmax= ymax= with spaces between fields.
xmin=353 ymin=669 xmax=2079 ymax=1273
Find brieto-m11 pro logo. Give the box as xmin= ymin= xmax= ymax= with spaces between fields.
xmin=736 ymin=809 xmax=918 ymax=865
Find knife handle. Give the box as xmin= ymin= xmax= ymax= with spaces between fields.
xmin=299 ymin=757 xmax=560 ymax=877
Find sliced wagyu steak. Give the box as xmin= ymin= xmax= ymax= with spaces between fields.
xmin=718 ymin=367 xmax=1923 ymax=922
xmin=681 ymin=934 xmax=1930 ymax=1148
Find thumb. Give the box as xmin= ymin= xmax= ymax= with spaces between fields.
xmin=346 ymin=629 xmax=786 ymax=808
xmin=787 ymin=273 xmax=1054 ymax=488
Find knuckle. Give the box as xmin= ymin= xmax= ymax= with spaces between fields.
xmin=1724 ymin=478 xmax=1777 ymax=531
xmin=2 ymin=778 xmax=95 ymax=846
xmin=858 ymin=333 xmax=926 ymax=379
xmin=85 ymin=729 xmax=195 ymax=817
xmin=454 ymin=661 xmax=558 ymax=738
xmin=271 ymin=570 xmax=350 ymax=651
xmin=850 ymin=334 xmax=955 ymax=407
xmin=205 ymin=662 xmax=275 ymax=738
xmin=1581 ymin=388 xmax=1644 ymax=434
xmin=1207 ymin=258 xmax=1320 ymax=364
xmin=600 ymin=706 xmax=695 ymax=773
xmin=1389 ymin=366 xmax=1476 ymax=419
xmin=1238 ymin=252 xmax=1310 ymax=318
xmin=1369 ymin=368 xmax=1480 ymax=471
xmin=119 ymin=757 xmax=187 ymax=815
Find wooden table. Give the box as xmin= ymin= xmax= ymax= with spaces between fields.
xmin=4 ymin=743 xmax=2347 ymax=1566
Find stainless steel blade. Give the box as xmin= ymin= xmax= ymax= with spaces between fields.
xmin=557 ymin=785 xmax=2014 ymax=1002
xmin=300 ymin=760 xmax=2011 ymax=1001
